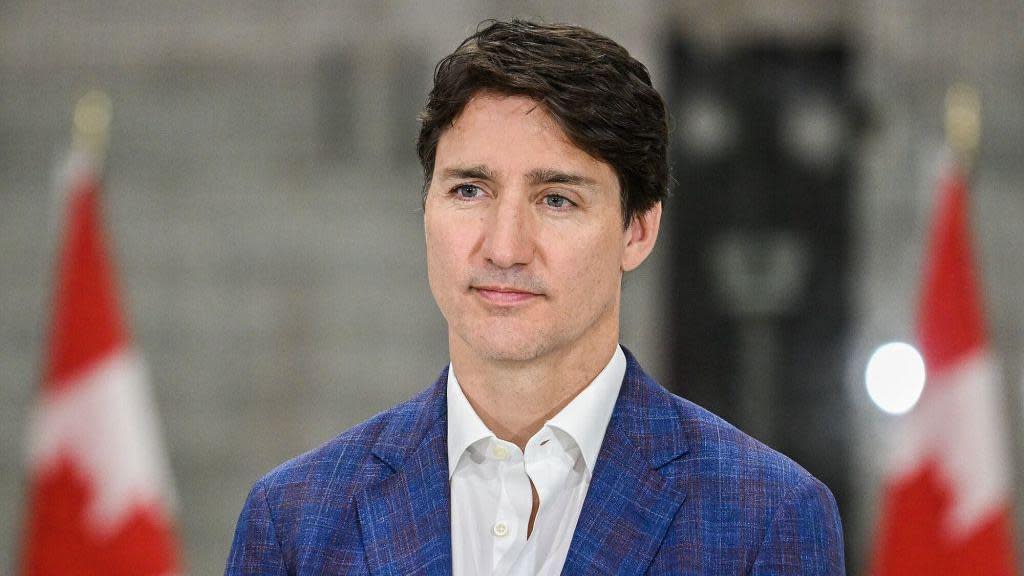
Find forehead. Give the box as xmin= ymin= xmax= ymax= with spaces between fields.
xmin=449 ymin=93 xmax=556 ymax=131
xmin=435 ymin=93 xmax=614 ymax=182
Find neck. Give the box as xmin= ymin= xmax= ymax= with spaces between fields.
xmin=450 ymin=332 xmax=619 ymax=449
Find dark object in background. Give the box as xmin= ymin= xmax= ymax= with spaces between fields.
xmin=663 ymin=36 xmax=862 ymax=569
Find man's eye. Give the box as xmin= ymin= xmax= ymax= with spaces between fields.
xmin=452 ymin=184 xmax=482 ymax=199
xmin=544 ymin=194 xmax=573 ymax=209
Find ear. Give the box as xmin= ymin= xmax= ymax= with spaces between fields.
xmin=622 ymin=202 xmax=662 ymax=272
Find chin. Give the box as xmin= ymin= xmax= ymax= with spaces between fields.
xmin=461 ymin=325 xmax=558 ymax=363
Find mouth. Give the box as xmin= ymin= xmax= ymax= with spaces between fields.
xmin=472 ymin=285 xmax=542 ymax=306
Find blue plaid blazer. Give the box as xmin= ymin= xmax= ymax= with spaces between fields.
xmin=226 ymin=349 xmax=845 ymax=575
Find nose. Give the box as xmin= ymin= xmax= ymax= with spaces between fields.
xmin=480 ymin=196 xmax=535 ymax=269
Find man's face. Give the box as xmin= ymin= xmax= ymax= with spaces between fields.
xmin=424 ymin=93 xmax=658 ymax=364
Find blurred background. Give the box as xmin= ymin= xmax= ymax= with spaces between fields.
xmin=2 ymin=1 xmax=1023 ymax=574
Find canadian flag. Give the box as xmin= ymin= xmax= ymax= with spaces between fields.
xmin=20 ymin=152 xmax=182 ymax=575
xmin=870 ymin=168 xmax=1018 ymax=574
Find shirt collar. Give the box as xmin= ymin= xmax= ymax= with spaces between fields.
xmin=446 ymin=367 xmax=493 ymax=477
xmin=545 ymin=345 xmax=625 ymax=474
xmin=445 ymin=345 xmax=626 ymax=478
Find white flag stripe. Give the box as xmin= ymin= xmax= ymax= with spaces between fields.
xmin=28 ymin=348 xmax=177 ymax=534
xmin=889 ymin=351 xmax=1012 ymax=536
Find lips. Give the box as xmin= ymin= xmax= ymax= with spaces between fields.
xmin=473 ymin=285 xmax=541 ymax=305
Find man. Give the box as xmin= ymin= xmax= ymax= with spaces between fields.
xmin=226 ymin=19 xmax=845 ymax=575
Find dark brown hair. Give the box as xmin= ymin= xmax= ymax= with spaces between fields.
xmin=416 ymin=19 xmax=669 ymax=225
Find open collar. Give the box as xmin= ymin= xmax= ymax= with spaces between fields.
xmin=545 ymin=345 xmax=626 ymax=474
xmin=445 ymin=345 xmax=626 ymax=477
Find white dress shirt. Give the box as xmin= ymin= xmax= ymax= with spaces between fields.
xmin=446 ymin=346 xmax=626 ymax=576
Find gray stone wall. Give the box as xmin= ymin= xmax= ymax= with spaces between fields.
xmin=1 ymin=2 xmax=1022 ymax=574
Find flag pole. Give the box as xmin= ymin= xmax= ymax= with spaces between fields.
xmin=53 ymin=90 xmax=112 ymax=231
xmin=71 ymin=89 xmax=112 ymax=162
xmin=944 ymin=83 xmax=980 ymax=177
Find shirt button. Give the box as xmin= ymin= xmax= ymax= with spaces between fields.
xmin=492 ymin=522 xmax=509 ymax=537
xmin=492 ymin=445 xmax=509 ymax=460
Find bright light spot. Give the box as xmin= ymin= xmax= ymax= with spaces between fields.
xmin=865 ymin=342 xmax=926 ymax=415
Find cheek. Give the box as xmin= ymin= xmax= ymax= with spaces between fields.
xmin=424 ymin=217 xmax=446 ymax=288
xmin=556 ymin=228 xmax=624 ymax=297
xmin=425 ymin=214 xmax=474 ymax=285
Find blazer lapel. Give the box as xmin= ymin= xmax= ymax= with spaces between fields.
xmin=562 ymin=350 xmax=690 ymax=576
xmin=356 ymin=372 xmax=453 ymax=576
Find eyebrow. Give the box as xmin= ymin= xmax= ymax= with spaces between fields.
xmin=526 ymin=168 xmax=598 ymax=190
xmin=440 ymin=165 xmax=496 ymax=182
xmin=440 ymin=165 xmax=598 ymax=190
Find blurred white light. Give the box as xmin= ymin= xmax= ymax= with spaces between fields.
xmin=865 ymin=342 xmax=926 ymax=415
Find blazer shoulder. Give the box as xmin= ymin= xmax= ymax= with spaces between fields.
xmin=623 ymin=354 xmax=826 ymax=494
xmin=642 ymin=385 xmax=845 ymax=573
xmin=247 ymin=381 xmax=442 ymax=535
xmin=256 ymin=381 xmax=440 ymax=495
xmin=664 ymin=388 xmax=824 ymax=491
xmin=227 ymin=380 xmax=445 ymax=573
